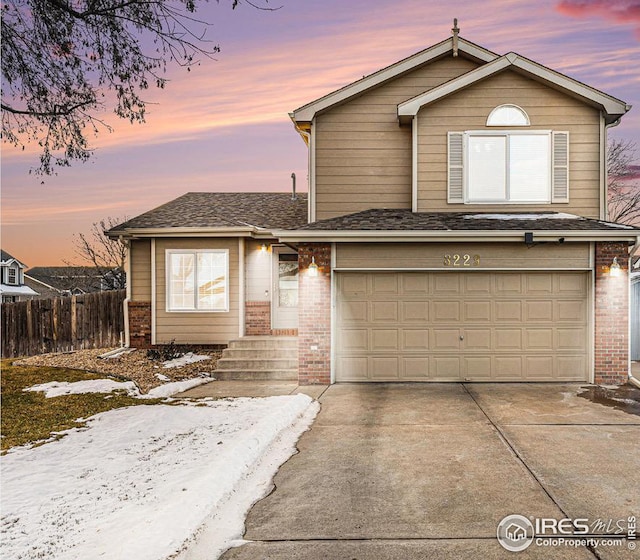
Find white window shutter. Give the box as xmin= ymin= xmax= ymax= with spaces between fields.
xmin=448 ymin=132 xmax=464 ymax=203
xmin=552 ymin=131 xmax=569 ymax=203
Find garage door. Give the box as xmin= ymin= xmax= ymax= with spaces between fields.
xmin=335 ymin=271 xmax=589 ymax=382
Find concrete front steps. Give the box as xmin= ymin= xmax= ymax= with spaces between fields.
xmin=213 ymin=336 xmax=298 ymax=381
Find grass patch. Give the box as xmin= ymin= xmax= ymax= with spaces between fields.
xmin=1 ymin=359 xmax=162 ymax=453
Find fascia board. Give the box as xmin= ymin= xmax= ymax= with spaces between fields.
xmin=398 ymin=52 xmax=629 ymax=121
xmin=398 ymin=56 xmax=511 ymax=118
xmin=274 ymin=229 xmax=638 ymax=243
xmin=293 ymin=38 xmax=498 ymax=122
xmin=24 ymin=275 xmax=60 ymax=292
xmin=108 ymin=227 xmax=257 ymax=239
xmin=510 ymin=56 xmax=629 ymax=118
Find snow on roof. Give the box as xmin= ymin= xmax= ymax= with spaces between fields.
xmin=463 ymin=213 xmax=580 ymax=220
xmin=0 ymin=284 xmax=39 ymax=296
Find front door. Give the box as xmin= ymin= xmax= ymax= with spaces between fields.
xmin=272 ymin=247 xmax=299 ymax=330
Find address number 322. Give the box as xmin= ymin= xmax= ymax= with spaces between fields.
xmin=443 ymin=254 xmax=481 ymax=267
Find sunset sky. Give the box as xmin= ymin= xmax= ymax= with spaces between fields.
xmin=2 ymin=0 xmax=639 ymax=267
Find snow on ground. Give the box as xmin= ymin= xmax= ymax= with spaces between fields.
xmin=1 ymin=395 xmax=319 ymax=560
xmin=23 ymin=377 xmax=211 ymax=399
xmin=24 ymin=379 xmax=139 ymax=398
xmin=140 ymin=378 xmax=211 ymax=399
xmin=162 ymin=353 xmax=211 ymax=368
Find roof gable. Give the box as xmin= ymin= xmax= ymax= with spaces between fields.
xmin=1 ymin=249 xmax=27 ymax=268
xmin=398 ymin=52 xmax=630 ymax=125
xmin=291 ymin=37 xmax=498 ymax=123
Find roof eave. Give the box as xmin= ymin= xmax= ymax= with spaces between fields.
xmin=274 ymin=229 xmax=639 ymax=243
xmin=107 ymin=227 xmax=260 ymax=239
xmin=397 ymin=53 xmax=630 ymax=123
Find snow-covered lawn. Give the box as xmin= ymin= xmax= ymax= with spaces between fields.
xmin=23 ymin=377 xmax=211 ymax=399
xmin=1 ymin=395 xmax=319 ymax=560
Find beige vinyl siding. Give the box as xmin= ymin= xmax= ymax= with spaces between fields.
xmin=155 ymin=238 xmax=240 ymax=345
xmin=315 ymin=56 xmax=479 ymax=220
xmin=245 ymin=239 xmax=274 ymax=302
xmin=418 ymin=71 xmax=601 ymax=216
xmin=130 ymin=240 xmax=151 ymax=301
xmin=335 ymin=242 xmax=591 ymax=270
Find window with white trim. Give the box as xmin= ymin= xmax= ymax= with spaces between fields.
xmin=7 ymin=267 xmax=17 ymax=285
xmin=166 ymin=250 xmax=229 ymax=312
xmin=467 ymin=131 xmax=551 ymax=203
xmin=486 ymin=104 xmax=530 ymax=126
xmin=448 ymin=131 xmax=569 ymax=204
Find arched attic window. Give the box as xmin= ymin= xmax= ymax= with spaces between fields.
xmin=486 ymin=104 xmax=530 ymax=126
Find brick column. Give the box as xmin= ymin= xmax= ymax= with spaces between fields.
xmin=594 ymin=242 xmax=629 ymax=385
xmin=298 ymin=243 xmax=332 ymax=385
xmin=128 ymin=301 xmax=152 ymax=348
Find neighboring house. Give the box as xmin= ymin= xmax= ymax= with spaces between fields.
xmin=0 ymin=250 xmax=39 ymax=302
xmin=108 ymin=29 xmax=639 ymax=386
xmin=25 ymin=267 xmax=124 ymax=297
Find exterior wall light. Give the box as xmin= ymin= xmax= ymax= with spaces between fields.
xmin=308 ymin=256 xmax=319 ymax=277
xmin=260 ymin=244 xmax=267 ymax=253
xmin=609 ymin=257 xmax=622 ymax=277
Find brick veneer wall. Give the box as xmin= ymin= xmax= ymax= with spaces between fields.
xmin=244 ymin=301 xmax=298 ymax=336
xmin=245 ymin=301 xmax=271 ymax=335
xmin=128 ymin=301 xmax=152 ymax=348
xmin=594 ymin=242 xmax=630 ymax=385
xmin=298 ymin=243 xmax=332 ymax=385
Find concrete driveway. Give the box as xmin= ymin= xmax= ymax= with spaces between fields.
xmin=222 ymin=383 xmax=640 ymax=560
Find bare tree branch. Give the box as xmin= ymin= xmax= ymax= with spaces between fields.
xmin=607 ymin=139 xmax=640 ymax=225
xmin=67 ymin=217 xmax=128 ymax=290
xmin=1 ymin=0 xmax=275 ymax=174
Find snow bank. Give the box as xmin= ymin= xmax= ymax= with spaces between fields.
xmin=140 ymin=377 xmax=212 ymax=399
xmin=1 ymin=395 xmax=318 ymax=560
xmin=162 ymin=353 xmax=210 ymax=368
xmin=23 ymin=379 xmax=139 ymax=398
xmin=23 ymin=377 xmax=212 ymax=400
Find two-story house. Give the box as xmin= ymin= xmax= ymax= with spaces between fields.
xmin=0 ymin=250 xmax=39 ymax=302
xmin=107 ymin=30 xmax=639 ymax=386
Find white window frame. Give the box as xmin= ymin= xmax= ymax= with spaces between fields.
xmin=7 ymin=266 xmax=18 ymax=285
xmin=166 ymin=249 xmax=229 ymax=313
xmin=465 ymin=130 xmax=552 ymax=204
xmin=486 ymin=104 xmax=530 ymax=126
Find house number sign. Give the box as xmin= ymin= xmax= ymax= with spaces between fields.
xmin=443 ymin=254 xmax=481 ymax=267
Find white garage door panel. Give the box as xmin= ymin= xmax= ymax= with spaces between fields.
xmin=336 ymin=271 xmax=589 ymax=382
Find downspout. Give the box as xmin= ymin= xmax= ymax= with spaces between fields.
xmin=121 ymin=237 xmax=131 ymax=347
xmin=299 ymin=128 xmax=312 ymax=223
xmin=629 ymin=235 xmax=640 ymax=387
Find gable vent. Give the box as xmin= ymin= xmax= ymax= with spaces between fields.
xmin=552 ymin=131 xmax=569 ymax=203
xmin=448 ymin=132 xmax=464 ymax=203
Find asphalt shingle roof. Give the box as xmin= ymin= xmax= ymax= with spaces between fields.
xmin=1 ymin=249 xmax=25 ymax=266
xmin=109 ymin=192 xmax=308 ymax=232
xmin=26 ymin=267 xmax=109 ymax=293
xmin=296 ymin=209 xmax=636 ymax=232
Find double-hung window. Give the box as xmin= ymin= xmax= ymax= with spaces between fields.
xmin=7 ymin=267 xmax=17 ymax=285
xmin=166 ymin=249 xmax=229 ymax=312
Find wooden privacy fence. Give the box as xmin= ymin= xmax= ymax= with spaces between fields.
xmin=1 ymin=290 xmax=126 ymax=358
